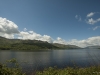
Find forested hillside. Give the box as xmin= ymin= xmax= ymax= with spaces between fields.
xmin=0 ymin=36 xmax=81 ymax=50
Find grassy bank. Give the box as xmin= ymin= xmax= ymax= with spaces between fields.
xmin=0 ymin=59 xmax=100 ymax=75
xmin=0 ymin=58 xmax=26 ymax=75
xmin=1 ymin=64 xmax=100 ymax=75
xmin=36 ymin=66 xmax=100 ymax=75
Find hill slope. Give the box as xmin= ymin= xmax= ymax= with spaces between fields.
xmin=53 ymin=43 xmax=80 ymax=49
xmin=85 ymin=46 xmax=100 ymax=49
xmin=0 ymin=36 xmax=81 ymax=50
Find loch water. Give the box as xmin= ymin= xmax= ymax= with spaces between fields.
xmin=0 ymin=49 xmax=100 ymax=74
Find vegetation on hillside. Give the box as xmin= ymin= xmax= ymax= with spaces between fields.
xmin=0 ymin=36 xmax=81 ymax=50
xmin=53 ymin=43 xmax=80 ymax=49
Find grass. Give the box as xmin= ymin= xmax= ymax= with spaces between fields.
xmin=1 ymin=59 xmax=100 ymax=75
xmin=36 ymin=66 xmax=100 ymax=75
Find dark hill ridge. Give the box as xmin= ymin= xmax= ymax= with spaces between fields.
xmin=0 ymin=36 xmax=81 ymax=50
xmin=53 ymin=43 xmax=80 ymax=49
xmin=85 ymin=46 xmax=100 ymax=49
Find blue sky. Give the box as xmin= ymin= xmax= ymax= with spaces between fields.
xmin=0 ymin=0 xmax=100 ymax=47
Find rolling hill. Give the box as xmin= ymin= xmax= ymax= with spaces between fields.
xmin=0 ymin=36 xmax=81 ymax=50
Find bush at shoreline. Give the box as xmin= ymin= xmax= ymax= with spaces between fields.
xmin=0 ymin=58 xmax=26 ymax=75
xmin=0 ymin=59 xmax=100 ymax=75
xmin=36 ymin=66 xmax=100 ymax=75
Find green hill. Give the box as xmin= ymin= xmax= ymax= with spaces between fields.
xmin=85 ymin=46 xmax=100 ymax=49
xmin=53 ymin=43 xmax=80 ymax=49
xmin=0 ymin=36 xmax=81 ymax=50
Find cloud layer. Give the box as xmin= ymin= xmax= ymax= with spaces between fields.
xmin=67 ymin=36 xmax=100 ymax=48
xmin=86 ymin=12 xmax=100 ymax=25
xmin=18 ymin=31 xmax=53 ymax=43
xmin=53 ymin=36 xmax=100 ymax=48
xmin=0 ymin=17 xmax=100 ymax=48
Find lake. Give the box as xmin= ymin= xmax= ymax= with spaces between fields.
xmin=0 ymin=49 xmax=100 ymax=74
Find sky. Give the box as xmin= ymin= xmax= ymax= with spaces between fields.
xmin=0 ymin=0 xmax=100 ymax=47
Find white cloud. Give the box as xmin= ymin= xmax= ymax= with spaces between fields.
xmin=86 ymin=12 xmax=100 ymax=25
xmin=0 ymin=17 xmax=19 ymax=39
xmin=87 ymin=12 xmax=95 ymax=18
xmin=53 ymin=36 xmax=100 ymax=48
xmin=64 ymin=36 xmax=100 ymax=48
xmin=53 ymin=37 xmax=67 ymax=44
xmin=76 ymin=12 xmax=100 ymax=25
xmin=0 ymin=17 xmax=53 ymax=43
xmin=18 ymin=31 xmax=41 ymax=40
xmin=40 ymin=35 xmax=53 ymax=43
xmin=0 ymin=32 xmax=14 ymax=39
xmin=86 ymin=18 xmax=100 ymax=25
xmin=0 ymin=17 xmax=19 ymax=34
xmin=93 ymin=26 xmax=100 ymax=30
xmin=87 ymin=18 xmax=96 ymax=25
xmin=18 ymin=31 xmax=53 ymax=43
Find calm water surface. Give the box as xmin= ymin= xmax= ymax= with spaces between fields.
xmin=0 ymin=49 xmax=100 ymax=74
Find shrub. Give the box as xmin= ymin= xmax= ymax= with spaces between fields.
xmin=0 ymin=58 xmax=26 ymax=75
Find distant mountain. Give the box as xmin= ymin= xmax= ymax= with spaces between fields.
xmin=0 ymin=36 xmax=81 ymax=50
xmin=53 ymin=43 xmax=81 ymax=49
xmin=85 ymin=46 xmax=100 ymax=49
